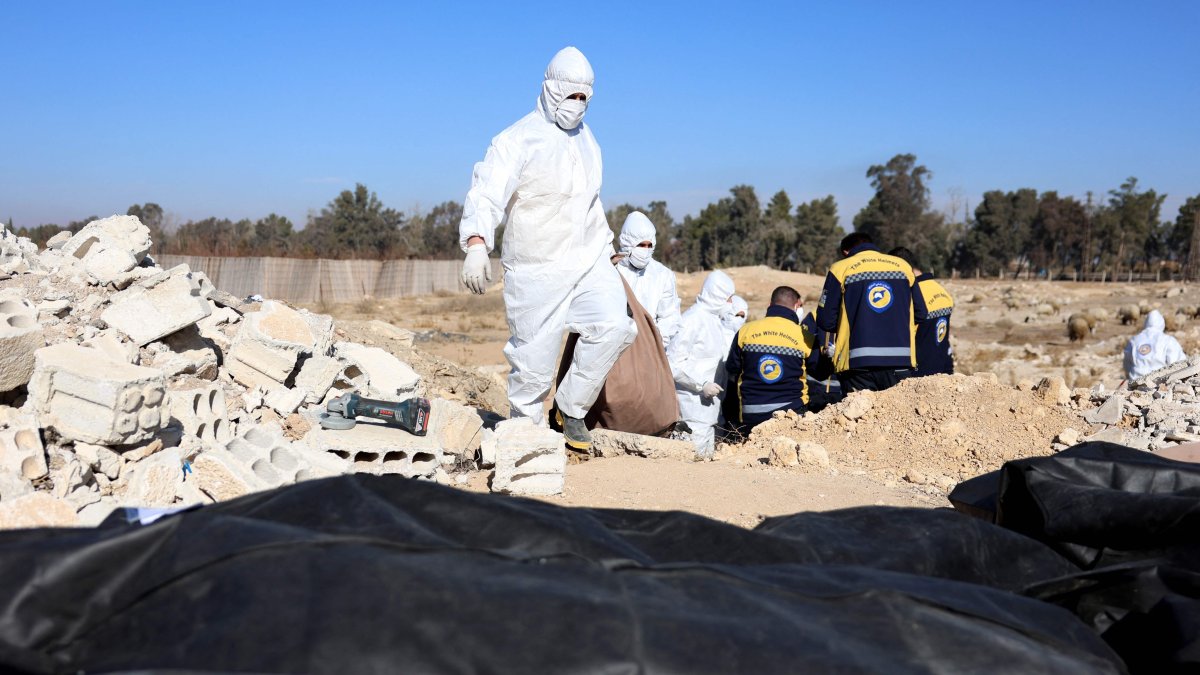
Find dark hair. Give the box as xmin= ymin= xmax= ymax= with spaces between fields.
xmin=770 ymin=286 xmax=801 ymax=307
xmin=888 ymin=246 xmax=919 ymax=269
xmin=840 ymin=231 xmax=872 ymax=254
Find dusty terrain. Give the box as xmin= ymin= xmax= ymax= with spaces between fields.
xmin=309 ymin=268 xmax=1200 ymax=525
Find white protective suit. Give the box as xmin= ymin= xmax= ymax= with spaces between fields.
xmin=1124 ymin=310 xmax=1186 ymax=381
xmin=722 ymin=295 xmax=748 ymax=344
xmin=459 ymin=47 xmax=636 ymax=422
xmin=668 ymin=271 xmax=736 ymax=456
xmin=615 ymin=211 xmax=682 ymax=345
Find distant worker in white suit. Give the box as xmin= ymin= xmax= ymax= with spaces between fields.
xmin=459 ymin=46 xmax=636 ymax=451
xmin=668 ymin=270 xmax=736 ymax=459
xmin=1124 ymin=310 xmax=1186 ymax=381
xmin=615 ymin=211 xmax=682 ymax=345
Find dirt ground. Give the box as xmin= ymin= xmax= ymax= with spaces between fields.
xmin=310 ymin=268 xmax=1200 ymax=525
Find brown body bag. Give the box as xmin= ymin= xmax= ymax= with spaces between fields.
xmin=554 ymin=275 xmax=680 ymax=436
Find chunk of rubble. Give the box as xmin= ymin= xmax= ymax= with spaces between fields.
xmin=28 ymin=344 xmax=166 ymax=445
xmin=301 ymin=413 xmax=441 ymax=478
xmin=225 ymin=423 xmax=346 ymax=487
xmin=123 ymin=448 xmax=184 ymax=507
xmin=166 ymin=382 xmax=233 ymax=447
xmin=75 ymin=442 xmax=123 ymax=480
xmin=191 ymin=448 xmax=268 ymax=502
xmin=0 ymin=415 xmax=48 ymax=480
xmin=153 ymin=325 xmax=219 ymax=379
xmin=590 ymin=428 xmax=693 ymax=460
xmin=0 ymin=296 xmax=44 ymax=392
xmin=0 ymin=493 xmax=78 ymax=527
xmin=225 ymin=301 xmax=332 ymax=390
xmin=61 ymin=215 xmax=151 ymax=266
xmin=100 ymin=265 xmax=212 ymax=345
xmin=333 ymin=341 xmax=420 ymax=400
xmin=490 ymin=418 xmax=565 ymax=497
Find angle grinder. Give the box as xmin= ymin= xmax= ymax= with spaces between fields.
xmin=319 ymin=392 xmax=432 ymax=435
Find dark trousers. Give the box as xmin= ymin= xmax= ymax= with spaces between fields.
xmin=838 ymin=367 xmax=913 ymax=393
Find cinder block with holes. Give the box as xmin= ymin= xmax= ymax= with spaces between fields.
xmin=299 ymin=416 xmax=443 ymax=478
xmin=166 ymin=383 xmax=233 ymax=447
xmin=0 ymin=416 xmax=47 ymax=480
xmin=224 ymin=423 xmax=347 ymax=487
xmin=0 ymin=296 xmax=44 ymax=392
xmin=27 ymin=344 xmax=166 ymax=445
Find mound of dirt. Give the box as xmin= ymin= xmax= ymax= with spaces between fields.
xmin=733 ymin=373 xmax=1083 ymax=494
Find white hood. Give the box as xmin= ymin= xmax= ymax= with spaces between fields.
xmin=731 ymin=295 xmax=748 ymax=317
xmin=619 ymin=211 xmax=657 ymax=253
xmin=536 ymin=46 xmax=594 ymax=125
xmin=695 ymin=270 xmax=735 ymax=313
xmin=1144 ymin=310 xmax=1165 ymax=332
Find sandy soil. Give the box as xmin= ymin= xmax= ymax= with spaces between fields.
xmin=312 ymin=268 xmax=1200 ymax=525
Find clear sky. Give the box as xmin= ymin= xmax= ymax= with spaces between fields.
xmin=2 ymin=1 xmax=1197 ymax=232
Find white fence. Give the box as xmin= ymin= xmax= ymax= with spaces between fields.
xmin=157 ymin=255 xmax=502 ymax=304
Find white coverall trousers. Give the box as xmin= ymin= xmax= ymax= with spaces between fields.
xmin=504 ymin=257 xmax=636 ymax=422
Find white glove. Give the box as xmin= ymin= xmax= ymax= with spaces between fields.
xmin=824 ymin=342 xmax=836 ymax=359
xmin=701 ymin=381 xmax=723 ymax=398
xmin=461 ymin=243 xmax=491 ymax=294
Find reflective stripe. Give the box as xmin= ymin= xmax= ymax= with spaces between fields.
xmin=742 ymin=401 xmax=796 ymax=414
xmin=807 ymin=376 xmax=841 ymax=390
xmin=848 ymin=347 xmax=912 ymax=359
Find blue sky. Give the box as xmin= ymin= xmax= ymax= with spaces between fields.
xmin=2 ymin=1 xmax=1197 ymax=232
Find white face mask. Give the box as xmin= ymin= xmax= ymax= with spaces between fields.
xmin=627 ymin=247 xmax=653 ymax=269
xmin=555 ymin=99 xmax=587 ymax=130
xmin=723 ymin=315 xmax=745 ymax=332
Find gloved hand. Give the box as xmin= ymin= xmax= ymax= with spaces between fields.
xmin=701 ymin=381 xmax=723 ymax=398
xmin=824 ymin=342 xmax=836 ymax=359
xmin=461 ymin=244 xmax=492 ymax=294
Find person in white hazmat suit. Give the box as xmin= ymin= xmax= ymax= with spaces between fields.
xmin=615 ymin=211 xmax=682 ymax=345
xmin=667 ymin=270 xmax=736 ymax=458
xmin=722 ymin=295 xmax=748 ymax=344
xmin=1124 ymin=310 xmax=1186 ymax=381
xmin=459 ymin=46 xmax=636 ymax=451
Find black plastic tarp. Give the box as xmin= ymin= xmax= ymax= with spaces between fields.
xmin=950 ymin=442 xmax=1200 ymax=673
xmin=0 ymin=474 xmax=1127 ymax=674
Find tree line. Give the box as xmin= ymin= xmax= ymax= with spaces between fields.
xmin=12 ymin=155 xmax=1199 ymax=279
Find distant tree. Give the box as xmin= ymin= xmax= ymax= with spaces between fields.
xmin=1169 ymin=194 xmax=1200 ymax=266
xmin=793 ymin=195 xmax=843 ymax=272
xmin=760 ymin=190 xmax=794 ymax=269
xmin=171 ymin=217 xmax=254 ymax=256
xmin=1030 ymin=192 xmax=1088 ymax=276
xmin=301 ymin=184 xmax=405 ymax=259
xmin=407 ymin=201 xmax=464 ymax=259
xmin=962 ymin=188 xmax=1038 ymax=277
xmin=853 ymin=153 xmax=953 ymax=272
xmin=1105 ymin=177 xmax=1166 ymax=272
xmin=252 ymin=213 xmax=294 ymax=257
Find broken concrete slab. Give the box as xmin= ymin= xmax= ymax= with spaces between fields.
xmin=490 ymin=418 xmax=565 ymax=497
xmin=264 ymin=387 xmax=306 ymax=416
xmin=0 ymin=296 xmax=44 ymax=392
xmin=225 ymin=301 xmax=332 ymax=390
xmin=190 ymin=448 xmax=267 ymax=502
xmin=82 ymin=331 xmax=140 ymax=365
xmin=1085 ymin=396 xmax=1123 ymax=425
xmin=124 ymin=447 xmax=184 ymax=508
xmin=334 ymin=341 xmax=420 ymax=400
xmin=590 ymin=428 xmax=694 ymax=460
xmin=0 ymin=492 xmax=78 ymax=528
xmin=61 ymin=215 xmax=152 ymax=266
xmin=100 ymin=265 xmax=212 ymax=346
xmin=294 ymin=355 xmax=342 ymax=404
xmin=28 ymin=343 xmax=167 ymax=445
xmin=75 ymin=441 xmax=123 ymax=480
xmin=430 ymin=399 xmax=484 ymax=460
xmin=153 ymin=325 xmax=219 ymax=379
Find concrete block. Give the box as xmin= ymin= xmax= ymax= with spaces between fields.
xmin=294 ymin=355 xmax=342 ymax=404
xmin=490 ymin=418 xmax=565 ymax=497
xmin=166 ymin=383 xmax=232 ymax=447
xmin=101 ymin=265 xmax=212 ymax=345
xmin=75 ymin=442 xmax=123 ymax=480
xmin=264 ymin=387 xmax=306 ymax=415
xmin=430 ymin=399 xmax=484 ymax=460
xmin=1085 ymin=396 xmax=1123 ymax=425
xmin=0 ymin=418 xmax=47 ymax=480
xmin=61 ymin=215 xmax=152 ymax=265
xmin=190 ymin=448 xmax=267 ymax=502
xmin=153 ymin=324 xmax=218 ymax=379
xmin=77 ymin=498 xmax=119 ymax=526
xmin=83 ymin=330 xmax=140 ymax=364
xmin=300 ymin=415 xmax=443 ymax=478
xmin=45 ymin=231 xmax=72 ymax=250
xmin=224 ymin=423 xmax=311 ymax=486
xmin=590 ymin=428 xmax=694 ymax=460
xmin=225 ymin=301 xmax=330 ymax=389
xmin=0 ymin=492 xmax=78 ymax=528
xmin=0 ymin=472 xmax=34 ymax=501
xmin=334 ymin=341 xmax=420 ymax=400
xmin=28 ymin=344 xmax=166 ymax=445
xmin=124 ymin=448 xmax=183 ymax=507
xmin=0 ymin=296 xmax=44 ymax=392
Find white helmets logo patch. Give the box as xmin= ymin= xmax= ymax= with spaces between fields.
xmin=757 ymin=355 xmax=783 ymax=383
xmin=866 ymin=281 xmax=893 ymax=313
xmin=936 ymin=317 xmax=948 ymax=343
xmin=1138 ymin=343 xmax=1152 ymax=356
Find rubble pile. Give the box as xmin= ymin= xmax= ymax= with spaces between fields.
xmin=0 ymin=216 xmax=548 ymax=528
xmin=1082 ymin=357 xmax=1200 ymax=451
xmin=730 ymin=373 xmax=1084 ymax=496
